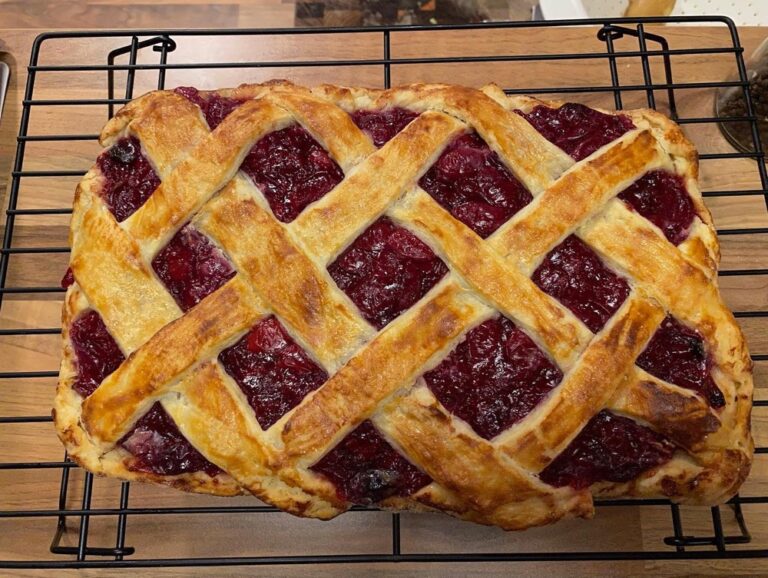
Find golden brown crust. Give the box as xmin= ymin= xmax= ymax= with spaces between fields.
xmin=490 ymin=130 xmax=664 ymax=273
xmin=610 ymin=371 xmax=721 ymax=449
xmin=390 ymin=189 xmax=591 ymax=368
xmin=56 ymin=81 xmax=753 ymax=530
xmin=54 ymin=287 xmax=244 ymax=496
xmin=280 ymin=282 xmax=487 ymax=463
xmin=81 ymin=277 xmax=262 ymax=443
xmin=498 ymin=295 xmax=666 ymax=471
xmin=293 ymin=110 xmax=465 ymax=260
xmin=197 ymin=179 xmax=372 ymax=369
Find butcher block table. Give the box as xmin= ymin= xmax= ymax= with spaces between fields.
xmin=0 ymin=22 xmax=766 ymax=577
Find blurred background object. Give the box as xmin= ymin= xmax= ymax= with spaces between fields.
xmin=624 ymin=0 xmax=675 ymax=17
xmin=716 ymin=35 xmax=768 ymax=157
xmin=0 ymin=1 xmax=765 ymax=28
xmin=0 ymin=60 xmax=8 ymax=122
xmin=294 ymin=0 xmax=534 ymax=26
xmin=537 ymin=0 xmax=768 ymax=24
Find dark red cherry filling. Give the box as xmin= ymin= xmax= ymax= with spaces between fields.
xmin=518 ymin=103 xmax=635 ymax=161
xmin=119 ymin=402 xmax=221 ymax=477
xmin=69 ymin=310 xmax=125 ymax=398
xmin=636 ymin=316 xmax=725 ymax=408
xmin=175 ymin=86 xmax=245 ymax=130
xmin=96 ymin=136 xmax=161 ymax=222
xmin=424 ymin=316 xmax=563 ymax=440
xmin=532 ymin=235 xmax=630 ymax=333
xmin=419 ymin=133 xmax=532 ymax=238
xmin=539 ymin=410 xmax=676 ymax=489
xmin=350 ymin=108 xmax=419 ymax=147
xmin=152 ymin=224 xmax=236 ymax=312
xmin=310 ymin=420 xmax=431 ymax=505
xmin=518 ymin=104 xmax=635 ymax=161
xmin=61 ymin=267 xmax=75 ymax=289
xmin=328 ymin=217 xmax=448 ymax=330
xmin=240 ymin=124 xmax=344 ymax=223
xmin=618 ymin=170 xmax=696 ymax=245
xmin=218 ymin=316 xmax=328 ymax=430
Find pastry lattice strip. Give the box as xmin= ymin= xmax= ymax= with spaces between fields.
xmin=55 ymin=82 xmax=753 ymax=530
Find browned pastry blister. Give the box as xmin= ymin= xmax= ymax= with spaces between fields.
xmin=55 ymin=81 xmax=753 ymax=530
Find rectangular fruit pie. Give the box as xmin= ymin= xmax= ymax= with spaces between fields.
xmin=55 ymin=81 xmax=754 ymax=530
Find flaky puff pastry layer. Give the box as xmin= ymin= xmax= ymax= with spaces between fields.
xmin=55 ymin=81 xmax=753 ymax=531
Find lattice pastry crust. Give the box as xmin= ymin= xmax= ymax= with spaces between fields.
xmin=55 ymin=81 xmax=754 ymax=530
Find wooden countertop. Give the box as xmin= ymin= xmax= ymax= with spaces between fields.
xmin=0 ymin=24 xmax=766 ymax=577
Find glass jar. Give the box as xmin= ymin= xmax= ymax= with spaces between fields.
xmin=716 ymin=36 xmax=768 ymax=155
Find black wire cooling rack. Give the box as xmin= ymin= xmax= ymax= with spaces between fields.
xmin=0 ymin=16 xmax=767 ymax=570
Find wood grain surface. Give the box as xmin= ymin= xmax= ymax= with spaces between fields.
xmin=0 ymin=21 xmax=767 ymax=577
